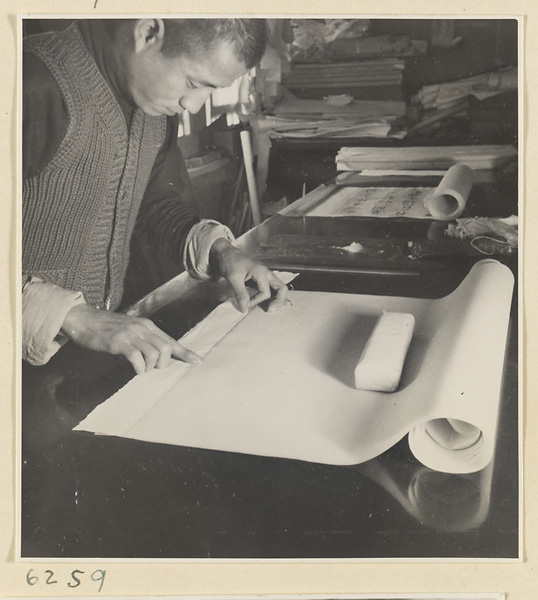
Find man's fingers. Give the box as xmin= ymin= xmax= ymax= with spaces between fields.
xmin=124 ymin=348 xmax=147 ymax=376
xmin=171 ymin=341 xmax=202 ymax=365
xmin=62 ymin=308 xmax=203 ymax=372
xmin=126 ymin=339 xmax=200 ymax=374
xmin=140 ymin=329 xmax=201 ymax=368
xmin=248 ymin=271 xmax=272 ymax=307
xmin=227 ymin=274 xmax=251 ymax=313
xmin=150 ymin=339 xmax=173 ymax=370
xmin=136 ymin=339 xmax=161 ymax=372
xmin=267 ymin=276 xmax=288 ymax=311
xmin=138 ymin=319 xmax=202 ymax=366
xmin=251 ymin=271 xmax=289 ymax=312
xmin=209 ymin=242 xmax=291 ymax=314
xmin=123 ymin=320 xmax=201 ymax=372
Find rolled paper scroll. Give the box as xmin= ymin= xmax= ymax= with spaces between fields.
xmin=424 ymin=163 xmax=474 ymax=220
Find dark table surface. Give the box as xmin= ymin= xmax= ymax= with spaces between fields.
xmin=21 ymin=173 xmax=519 ymax=559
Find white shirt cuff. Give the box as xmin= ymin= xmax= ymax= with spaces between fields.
xmin=22 ymin=277 xmax=86 ymax=365
xmin=183 ymin=219 xmax=235 ymax=280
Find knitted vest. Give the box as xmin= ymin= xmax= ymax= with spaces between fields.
xmin=23 ymin=24 xmax=167 ymax=310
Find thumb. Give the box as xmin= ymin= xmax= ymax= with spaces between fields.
xmin=228 ymin=274 xmax=250 ymax=313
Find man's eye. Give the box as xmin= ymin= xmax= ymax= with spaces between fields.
xmin=186 ymin=79 xmax=198 ymax=90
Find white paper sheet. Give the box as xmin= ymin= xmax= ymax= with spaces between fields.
xmin=75 ymin=260 xmax=513 ymax=474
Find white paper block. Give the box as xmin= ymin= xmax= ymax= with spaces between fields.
xmin=354 ymin=312 xmax=415 ymax=392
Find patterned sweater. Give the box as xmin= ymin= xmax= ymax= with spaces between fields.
xmin=23 ymin=23 xmax=167 ymax=310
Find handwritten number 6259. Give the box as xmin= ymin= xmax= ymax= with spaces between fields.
xmin=26 ymin=568 xmax=106 ymax=593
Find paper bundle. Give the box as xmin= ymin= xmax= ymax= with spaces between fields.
xmin=335 ymin=145 xmax=517 ymax=171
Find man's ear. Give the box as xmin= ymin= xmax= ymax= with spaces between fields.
xmin=133 ymin=19 xmax=165 ymax=53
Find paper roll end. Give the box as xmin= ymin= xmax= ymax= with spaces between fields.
xmin=426 ymin=193 xmax=463 ymax=221
xmin=425 ymin=163 xmax=474 ymax=220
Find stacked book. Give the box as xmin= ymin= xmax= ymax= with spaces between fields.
xmin=326 ymin=34 xmax=427 ymax=61
xmin=282 ymin=58 xmax=406 ymax=101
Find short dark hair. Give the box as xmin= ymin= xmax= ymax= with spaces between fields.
xmin=160 ymin=19 xmax=267 ymax=70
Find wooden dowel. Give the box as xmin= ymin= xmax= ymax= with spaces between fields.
xmin=240 ymin=128 xmax=263 ymax=227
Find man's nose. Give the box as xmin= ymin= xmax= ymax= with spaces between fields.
xmin=179 ymin=88 xmax=213 ymax=114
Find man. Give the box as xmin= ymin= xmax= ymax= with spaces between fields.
xmin=23 ymin=18 xmax=287 ymax=375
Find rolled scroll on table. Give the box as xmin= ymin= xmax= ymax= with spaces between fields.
xmin=424 ymin=163 xmax=474 ymax=220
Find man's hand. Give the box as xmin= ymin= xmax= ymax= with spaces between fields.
xmin=209 ymin=238 xmax=288 ymax=313
xmin=61 ymin=305 xmax=201 ymax=375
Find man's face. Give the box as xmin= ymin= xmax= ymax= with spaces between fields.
xmin=125 ymin=37 xmax=247 ymax=117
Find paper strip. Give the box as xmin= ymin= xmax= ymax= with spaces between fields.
xmin=74 ymin=272 xmax=298 ymax=436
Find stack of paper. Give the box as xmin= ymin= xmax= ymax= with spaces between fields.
xmin=335 ymin=145 xmax=518 ymax=171
xmin=412 ymin=67 xmax=518 ymax=111
xmin=265 ymin=116 xmax=395 ymax=140
xmin=264 ymin=97 xmax=406 ymax=140
xmin=272 ymin=97 xmax=406 ymax=120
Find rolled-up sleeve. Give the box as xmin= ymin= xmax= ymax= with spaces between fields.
xmin=183 ymin=219 xmax=235 ymax=280
xmin=22 ymin=277 xmax=86 ymax=365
